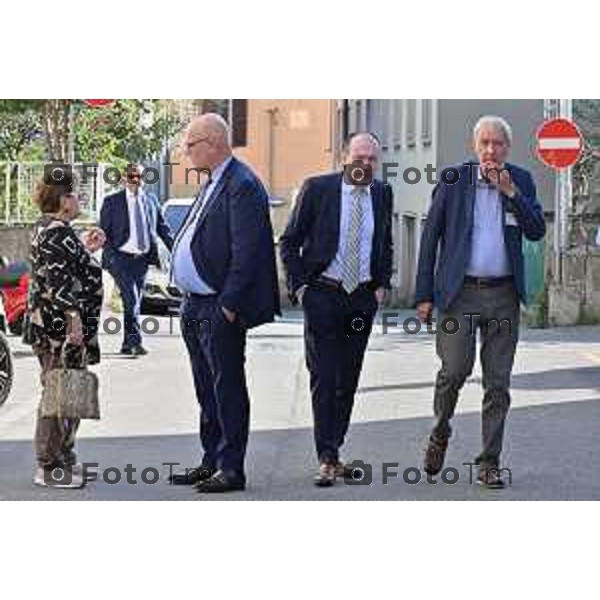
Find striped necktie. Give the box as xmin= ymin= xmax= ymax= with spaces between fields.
xmin=341 ymin=186 xmax=367 ymax=294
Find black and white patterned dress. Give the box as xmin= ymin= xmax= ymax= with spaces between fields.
xmin=28 ymin=216 xmax=104 ymax=364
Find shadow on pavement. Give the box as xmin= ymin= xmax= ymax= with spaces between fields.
xmin=1 ymin=397 xmax=599 ymax=501
xmin=358 ymin=365 xmax=600 ymax=396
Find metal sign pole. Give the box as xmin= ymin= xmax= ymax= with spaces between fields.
xmin=558 ymin=99 xmax=574 ymax=284
xmin=545 ymin=99 xmax=562 ymax=285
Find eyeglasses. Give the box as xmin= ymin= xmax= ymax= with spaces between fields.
xmin=183 ymin=136 xmax=210 ymax=151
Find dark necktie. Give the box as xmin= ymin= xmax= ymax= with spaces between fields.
xmin=172 ymin=182 xmax=210 ymax=252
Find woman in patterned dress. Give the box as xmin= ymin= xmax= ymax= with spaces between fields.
xmin=28 ymin=172 xmax=105 ymax=488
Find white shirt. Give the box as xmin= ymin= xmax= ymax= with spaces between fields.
xmin=323 ymin=181 xmax=374 ymax=283
xmin=119 ymin=190 xmax=151 ymax=255
xmin=171 ymin=157 xmax=233 ymax=295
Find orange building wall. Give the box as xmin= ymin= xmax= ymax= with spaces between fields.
xmin=169 ymin=99 xmax=336 ymax=234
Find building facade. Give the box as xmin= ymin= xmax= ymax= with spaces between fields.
xmin=336 ymin=99 xmax=555 ymax=306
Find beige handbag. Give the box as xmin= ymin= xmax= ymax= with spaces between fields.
xmin=40 ymin=347 xmax=100 ymax=419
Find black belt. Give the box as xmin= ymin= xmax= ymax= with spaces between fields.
xmin=313 ymin=275 xmax=376 ymax=292
xmin=464 ymin=275 xmax=514 ymax=289
xmin=116 ymin=249 xmax=148 ymax=259
xmin=187 ymin=292 xmax=217 ymax=300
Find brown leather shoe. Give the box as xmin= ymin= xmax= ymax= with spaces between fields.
xmin=334 ymin=461 xmax=355 ymax=479
xmin=424 ymin=437 xmax=448 ymax=476
xmin=477 ymin=467 xmax=506 ymax=489
xmin=314 ymin=462 xmax=337 ymax=487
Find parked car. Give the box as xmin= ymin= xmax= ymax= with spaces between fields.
xmin=140 ymin=198 xmax=193 ymax=315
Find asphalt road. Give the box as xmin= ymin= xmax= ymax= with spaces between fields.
xmin=1 ymin=309 xmax=599 ymax=500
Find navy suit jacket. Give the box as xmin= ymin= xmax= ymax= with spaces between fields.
xmin=99 ymin=189 xmax=174 ymax=268
xmin=279 ymin=172 xmax=394 ymax=302
xmin=180 ymin=156 xmax=280 ymax=329
xmin=415 ymin=161 xmax=546 ymax=311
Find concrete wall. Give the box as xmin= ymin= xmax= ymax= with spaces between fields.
xmin=547 ymin=247 xmax=600 ymax=325
xmin=0 ymin=226 xmax=33 ymax=262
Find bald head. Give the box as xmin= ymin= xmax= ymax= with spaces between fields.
xmin=341 ymin=131 xmax=381 ymax=173
xmin=187 ymin=113 xmax=230 ymax=148
xmin=183 ymin=112 xmax=232 ymax=170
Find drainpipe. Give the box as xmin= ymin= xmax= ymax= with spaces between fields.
xmin=266 ymin=107 xmax=279 ymax=194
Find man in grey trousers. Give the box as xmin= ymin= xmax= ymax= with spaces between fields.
xmin=415 ymin=116 xmax=546 ymax=488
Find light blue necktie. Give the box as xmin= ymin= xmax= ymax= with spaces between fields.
xmin=132 ymin=193 xmax=149 ymax=252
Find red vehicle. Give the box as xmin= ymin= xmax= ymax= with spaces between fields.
xmin=0 ymin=258 xmax=30 ymax=336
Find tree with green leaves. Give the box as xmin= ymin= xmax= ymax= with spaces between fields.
xmin=0 ymin=99 xmax=190 ymax=164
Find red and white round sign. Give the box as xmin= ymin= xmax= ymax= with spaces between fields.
xmin=536 ymin=118 xmax=583 ymax=169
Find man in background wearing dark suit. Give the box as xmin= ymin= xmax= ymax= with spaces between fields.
xmin=169 ymin=114 xmax=280 ymax=494
xmin=280 ymin=132 xmax=393 ymax=487
xmin=415 ymin=116 xmax=546 ymax=488
xmin=100 ymin=164 xmax=174 ymax=356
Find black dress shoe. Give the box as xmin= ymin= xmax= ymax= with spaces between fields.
xmin=169 ymin=465 xmax=216 ymax=486
xmin=131 ymin=345 xmax=148 ymax=356
xmin=120 ymin=346 xmax=134 ymax=356
xmin=195 ymin=470 xmax=246 ymax=493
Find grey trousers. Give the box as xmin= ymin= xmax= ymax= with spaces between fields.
xmin=431 ymin=281 xmax=520 ymax=467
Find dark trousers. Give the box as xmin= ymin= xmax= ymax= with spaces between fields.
xmin=431 ymin=280 xmax=520 ymax=467
xmin=107 ymin=252 xmax=149 ymax=349
xmin=181 ymin=294 xmax=249 ymax=478
xmin=302 ymin=283 xmax=378 ymax=463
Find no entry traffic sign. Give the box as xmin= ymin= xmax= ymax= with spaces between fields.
xmin=83 ymin=99 xmax=115 ymax=108
xmin=536 ymin=118 xmax=583 ymax=169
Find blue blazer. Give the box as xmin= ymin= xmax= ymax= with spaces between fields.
xmin=279 ymin=172 xmax=394 ymax=301
xmin=415 ymin=161 xmax=546 ymax=311
xmin=99 ymin=189 xmax=174 ymax=269
xmin=181 ymin=156 xmax=280 ymax=329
